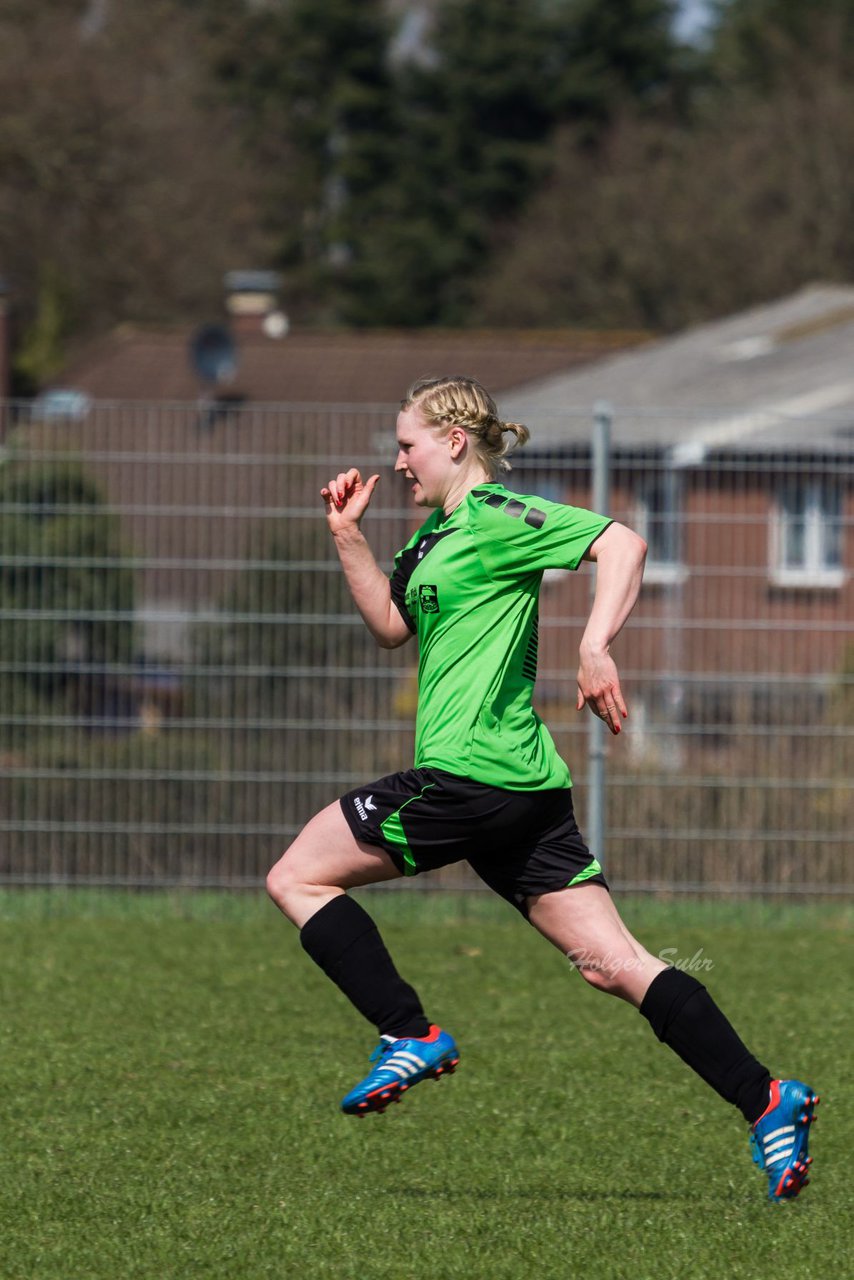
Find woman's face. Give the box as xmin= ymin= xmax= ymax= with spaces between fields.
xmin=394 ymin=403 xmax=462 ymax=508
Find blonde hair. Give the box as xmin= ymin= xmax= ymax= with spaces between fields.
xmin=402 ymin=375 xmax=530 ymax=477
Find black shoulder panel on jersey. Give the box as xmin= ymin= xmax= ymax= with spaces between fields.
xmin=472 ymin=487 xmax=507 ymax=509
xmin=390 ymin=545 xmax=418 ymax=631
xmin=389 ymin=528 xmax=459 ymax=632
xmin=474 ymin=488 xmax=549 ymax=528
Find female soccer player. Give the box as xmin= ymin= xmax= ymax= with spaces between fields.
xmin=266 ymin=375 xmax=818 ymax=1202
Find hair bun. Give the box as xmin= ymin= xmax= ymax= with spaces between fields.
xmin=502 ymin=421 xmax=531 ymax=447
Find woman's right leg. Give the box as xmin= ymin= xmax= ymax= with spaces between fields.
xmin=267 ymin=799 xmax=460 ymax=1114
xmin=267 ymin=799 xmax=430 ymax=1039
xmin=266 ymin=799 xmax=401 ymax=927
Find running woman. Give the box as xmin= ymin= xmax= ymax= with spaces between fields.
xmin=266 ymin=375 xmax=818 ymax=1202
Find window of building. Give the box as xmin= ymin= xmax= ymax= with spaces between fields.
xmin=635 ymin=473 xmax=686 ymax=584
xmin=771 ymin=479 xmax=844 ymax=588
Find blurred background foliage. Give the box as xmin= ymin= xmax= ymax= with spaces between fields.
xmin=3 ymin=0 xmax=854 ymax=385
xmin=0 ymin=457 xmax=136 ymax=731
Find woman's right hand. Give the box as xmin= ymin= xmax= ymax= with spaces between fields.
xmin=321 ymin=468 xmax=381 ymax=534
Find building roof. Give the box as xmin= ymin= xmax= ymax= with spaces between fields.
xmin=500 ymin=284 xmax=854 ymax=457
xmin=54 ymin=325 xmax=646 ymax=406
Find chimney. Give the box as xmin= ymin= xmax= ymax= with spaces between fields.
xmin=224 ymin=270 xmax=288 ymax=338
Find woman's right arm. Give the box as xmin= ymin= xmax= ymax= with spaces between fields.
xmin=321 ymin=468 xmax=414 ymax=650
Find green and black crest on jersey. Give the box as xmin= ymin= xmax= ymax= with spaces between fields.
xmin=419 ymin=584 xmax=440 ymax=613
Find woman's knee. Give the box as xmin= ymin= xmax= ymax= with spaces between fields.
xmin=266 ymin=806 xmax=337 ymax=909
xmin=265 ymin=848 xmax=296 ymax=908
xmin=568 ymin=943 xmax=666 ymax=1004
xmin=266 ymin=842 xmax=320 ymax=909
xmin=569 ymin=950 xmax=634 ymax=997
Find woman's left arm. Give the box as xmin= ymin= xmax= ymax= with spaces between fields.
xmin=576 ymin=522 xmax=647 ymax=735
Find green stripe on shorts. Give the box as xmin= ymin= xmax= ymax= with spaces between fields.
xmin=380 ymin=783 xmax=436 ymax=876
xmin=567 ymin=857 xmax=603 ymax=887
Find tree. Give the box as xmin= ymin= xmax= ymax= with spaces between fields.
xmin=0 ymin=1 xmax=269 ymax=387
xmin=0 ymin=454 xmax=136 ymax=728
xmin=554 ymin=0 xmax=691 ymax=133
xmin=337 ymin=0 xmax=693 ymax=325
xmin=214 ymin=0 xmax=400 ymax=324
xmin=707 ymin=0 xmax=854 ymax=92
xmin=474 ymin=46 xmax=854 ymax=332
xmin=339 ymin=0 xmax=574 ymax=325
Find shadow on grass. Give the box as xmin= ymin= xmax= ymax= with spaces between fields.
xmin=395 ymin=1186 xmax=694 ymax=1203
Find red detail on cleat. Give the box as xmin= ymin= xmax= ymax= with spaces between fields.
xmin=753 ymin=1080 xmax=782 ymax=1127
xmin=416 ymin=1025 xmax=443 ymax=1045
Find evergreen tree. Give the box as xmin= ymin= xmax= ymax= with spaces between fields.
xmin=346 ymin=0 xmax=570 ymax=325
xmin=555 ymin=0 xmax=689 ymax=132
xmin=0 ymin=457 xmax=136 ymax=727
xmin=345 ymin=0 xmax=690 ymax=326
xmin=220 ymin=0 xmax=400 ymax=323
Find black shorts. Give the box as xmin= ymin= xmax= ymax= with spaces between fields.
xmin=339 ymin=767 xmax=607 ymax=916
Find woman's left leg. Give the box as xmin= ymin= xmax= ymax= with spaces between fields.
xmin=527 ymin=884 xmax=772 ymax=1125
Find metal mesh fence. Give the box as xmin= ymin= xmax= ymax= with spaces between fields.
xmin=0 ymin=400 xmax=851 ymax=894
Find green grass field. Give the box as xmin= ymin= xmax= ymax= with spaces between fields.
xmin=0 ymin=891 xmax=848 ymax=1279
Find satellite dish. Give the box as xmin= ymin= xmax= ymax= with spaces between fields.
xmin=189 ymin=324 xmax=237 ymax=386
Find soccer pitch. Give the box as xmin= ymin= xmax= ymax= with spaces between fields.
xmin=0 ymin=892 xmax=847 ymax=1279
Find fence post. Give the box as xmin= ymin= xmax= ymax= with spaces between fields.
xmin=587 ymin=401 xmax=612 ymax=862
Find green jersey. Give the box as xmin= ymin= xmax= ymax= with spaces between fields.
xmin=389 ymin=482 xmax=611 ymax=790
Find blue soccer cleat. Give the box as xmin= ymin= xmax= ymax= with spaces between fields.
xmin=341 ymin=1024 xmax=460 ymax=1116
xmin=749 ymin=1079 xmax=819 ymax=1201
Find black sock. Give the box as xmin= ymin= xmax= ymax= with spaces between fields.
xmin=640 ymin=968 xmax=772 ymax=1125
xmin=300 ymin=895 xmax=430 ymax=1040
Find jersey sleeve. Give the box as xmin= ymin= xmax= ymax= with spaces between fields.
xmin=471 ymin=490 xmax=612 ymax=580
xmin=388 ymin=511 xmax=443 ymax=632
xmin=389 ymin=549 xmax=417 ymax=631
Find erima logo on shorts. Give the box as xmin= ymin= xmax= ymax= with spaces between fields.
xmin=418 ymin=584 xmax=440 ymax=613
xmin=354 ymin=795 xmax=377 ymax=821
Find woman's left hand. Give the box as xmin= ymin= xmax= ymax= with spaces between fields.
xmin=576 ymin=650 xmax=628 ymax=735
